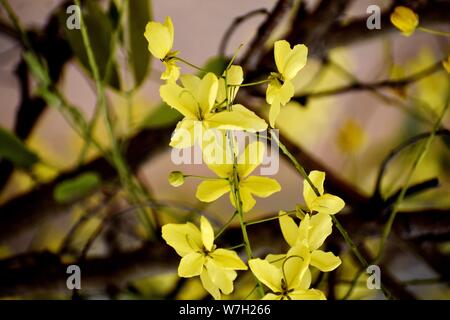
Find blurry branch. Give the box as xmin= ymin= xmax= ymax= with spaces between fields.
xmin=292 ymin=60 xmax=444 ymax=102
xmin=219 ymin=8 xmax=269 ymax=57
xmin=240 ymin=0 xmax=294 ymax=71
xmin=0 ymin=127 xmax=172 ymax=242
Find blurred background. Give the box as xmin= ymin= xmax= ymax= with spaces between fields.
xmin=0 ymin=0 xmax=449 ymax=299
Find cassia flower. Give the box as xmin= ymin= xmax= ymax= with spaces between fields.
xmin=278 ymin=212 xmax=342 ymax=272
xmin=160 ymin=72 xmax=267 ymax=148
xmin=337 ymin=119 xmax=367 ymax=155
xmin=266 ymin=40 xmax=308 ymax=127
xmin=217 ymin=65 xmax=244 ymax=104
xmin=196 ymin=141 xmax=281 ymax=212
xmin=144 ymin=16 xmax=180 ymax=82
xmin=390 ymin=6 xmax=419 ymax=36
xmin=249 ymin=247 xmax=325 ymax=300
xmin=162 ymin=216 xmax=247 ymax=299
xmin=303 ymin=171 xmax=345 ymax=215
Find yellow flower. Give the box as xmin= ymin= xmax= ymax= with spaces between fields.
xmin=278 ymin=212 xmax=342 ymax=272
xmin=217 ymin=65 xmax=244 ymax=104
xmin=162 ymin=216 xmax=248 ymax=299
xmin=249 ymin=248 xmax=325 ymax=300
xmin=337 ymin=119 xmax=367 ymax=155
xmin=443 ymin=55 xmax=450 ymax=73
xmin=144 ymin=16 xmax=180 ymax=82
xmin=160 ymin=72 xmax=267 ymax=148
xmin=303 ymin=171 xmax=345 ymax=215
xmin=390 ymin=6 xmax=419 ymax=36
xmin=196 ymin=142 xmax=281 ymax=212
xmin=266 ymin=40 xmax=308 ymax=127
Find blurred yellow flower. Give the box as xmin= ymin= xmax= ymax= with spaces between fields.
xmin=390 ymin=6 xmax=419 ymax=36
xmin=196 ymin=142 xmax=281 ymax=212
xmin=160 ymin=72 xmax=267 ymax=148
xmin=249 ymin=248 xmax=325 ymax=300
xmin=144 ymin=16 xmax=180 ymax=82
xmin=162 ymin=216 xmax=247 ymax=299
xmin=279 ymin=212 xmax=342 ymax=272
xmin=443 ymin=55 xmax=450 ymax=73
xmin=337 ymin=119 xmax=367 ymax=154
xmin=267 ymin=40 xmax=308 ymax=127
xmin=303 ymin=171 xmax=345 ymax=215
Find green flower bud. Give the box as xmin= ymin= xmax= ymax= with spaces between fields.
xmin=168 ymin=171 xmax=185 ymax=187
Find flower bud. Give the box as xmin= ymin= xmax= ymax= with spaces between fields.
xmin=390 ymin=6 xmax=419 ymax=36
xmin=168 ymin=171 xmax=185 ymax=187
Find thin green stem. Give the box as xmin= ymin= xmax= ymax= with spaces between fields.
xmin=175 ymin=57 xmax=206 ymax=73
xmin=418 ymin=26 xmax=450 ymax=37
xmin=236 ymin=79 xmax=271 ymax=87
xmin=245 ymin=210 xmax=295 ymax=226
xmin=215 ymin=211 xmax=237 ymax=240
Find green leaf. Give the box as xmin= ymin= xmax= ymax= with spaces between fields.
xmin=59 ymin=0 xmax=121 ymax=89
xmin=142 ymin=102 xmax=183 ymax=128
xmin=54 ymin=172 xmax=102 ymax=204
xmin=203 ymin=56 xmax=228 ymax=76
xmin=128 ymin=0 xmax=152 ymax=87
xmin=0 ymin=127 xmax=39 ymax=169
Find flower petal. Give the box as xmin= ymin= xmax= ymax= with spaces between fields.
xmin=262 ymin=293 xmax=283 ymax=300
xmin=161 ymin=222 xmax=202 ymax=256
xmin=169 ymin=118 xmax=195 ymax=148
xmin=230 ymin=188 xmax=256 ymax=212
xmin=180 ymin=74 xmax=201 ymax=96
xmin=200 ymin=268 xmax=221 ymax=300
xmin=241 ymin=176 xmax=281 ymax=198
xmin=237 ymin=141 xmax=265 ymax=178
xmin=248 ymin=258 xmax=282 ymax=293
xmin=178 ymin=252 xmax=205 ymax=277
xmin=200 ymin=216 xmax=215 ymax=251
xmin=278 ymin=213 xmax=299 ymax=247
xmin=144 ymin=18 xmax=173 ymax=59
xmin=308 ymin=212 xmax=332 ymax=250
xmin=160 ymin=82 xmax=197 ymax=118
xmin=196 ymin=179 xmax=231 ymax=203
xmin=282 ymin=44 xmax=308 ymax=81
xmin=206 ymin=104 xmax=267 ymax=132
xmin=274 ymin=40 xmax=291 ymax=74
xmin=198 ymin=73 xmax=218 ymax=116
xmin=310 ymin=250 xmax=342 ymax=272
xmin=303 ymin=170 xmax=325 ymax=210
xmin=269 ymin=99 xmax=281 ymax=128
xmin=161 ymin=60 xmax=180 ymax=82
xmin=207 ymin=260 xmax=237 ymax=295
xmin=289 ymin=288 xmax=326 ymax=300
xmin=210 ymin=248 xmax=248 ymax=270
xmin=310 ymin=194 xmax=345 ymax=215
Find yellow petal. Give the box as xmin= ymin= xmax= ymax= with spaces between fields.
xmin=241 ymin=176 xmax=281 ymax=198
xmin=269 ymin=99 xmax=281 ymax=128
xmin=200 ymin=216 xmax=215 ymax=251
xmin=248 ymin=258 xmax=282 ymax=293
xmin=310 ymin=194 xmax=345 ymax=215
xmin=198 ymin=73 xmax=218 ymax=116
xmin=279 ymin=80 xmax=294 ymax=105
xmin=210 ymin=248 xmax=248 ymax=270
xmin=266 ymin=80 xmax=279 ymax=105
xmin=162 ymin=222 xmax=202 ymax=256
xmin=308 ymin=212 xmax=332 ymax=250
xmin=206 ymin=104 xmax=267 ymax=132
xmin=205 ymin=161 xmax=233 ymax=178
xmin=196 ymin=179 xmax=230 ymax=202
xmin=178 ymin=252 xmax=205 ymax=277
xmin=200 ymin=268 xmax=221 ymax=300
xmin=310 ymin=250 xmax=341 ymax=272
xmin=283 ymin=253 xmax=308 ymax=290
xmin=206 ymin=260 xmax=237 ymax=295
xmin=262 ymin=293 xmax=283 ymax=300
xmin=278 ymin=212 xmax=298 ymax=247
xmin=161 ymin=60 xmax=180 ymax=82
xmin=303 ymin=170 xmax=325 ymax=210
xmin=226 ymin=65 xmax=244 ymax=86
xmin=274 ymin=40 xmax=291 ymax=75
xmin=230 ymin=187 xmax=256 ymax=212
xmin=297 ymin=214 xmax=311 ymax=243
xmin=180 ymin=74 xmax=201 ymax=95
xmin=289 ymin=288 xmax=326 ymax=300
xmin=169 ymin=118 xmax=195 ymax=148
xmin=298 ymin=268 xmax=312 ymax=290
xmin=144 ymin=17 xmax=173 ymax=59
xmin=282 ymin=44 xmax=308 ymax=81
xmin=390 ymin=6 xmax=419 ymax=36
xmin=237 ymin=141 xmax=265 ymax=178
xmin=160 ymin=83 xmax=197 ymax=118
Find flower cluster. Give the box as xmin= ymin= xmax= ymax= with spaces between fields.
xmin=144 ymin=16 xmax=344 ymax=300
